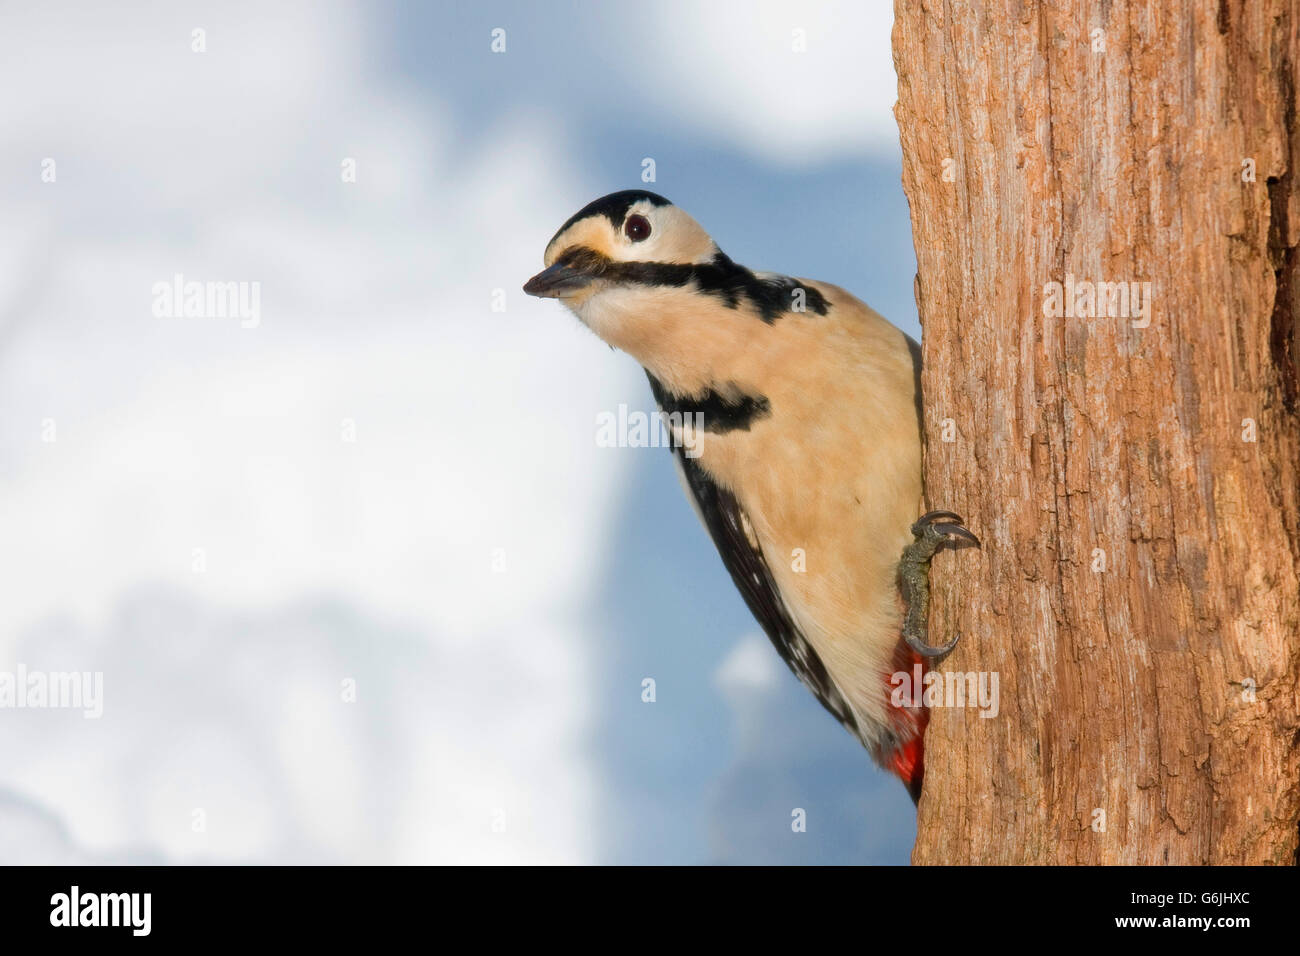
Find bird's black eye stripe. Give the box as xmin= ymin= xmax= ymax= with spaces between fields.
xmin=550 ymin=246 xmax=829 ymax=322
xmin=698 ymin=253 xmax=830 ymax=320
xmin=560 ymin=248 xmax=829 ymax=322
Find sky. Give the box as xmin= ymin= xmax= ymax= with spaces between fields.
xmin=0 ymin=0 xmax=921 ymax=864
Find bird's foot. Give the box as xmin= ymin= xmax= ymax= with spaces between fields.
xmin=898 ymin=510 xmax=980 ymax=658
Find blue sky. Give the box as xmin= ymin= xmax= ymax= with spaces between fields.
xmin=0 ymin=0 xmax=919 ymax=863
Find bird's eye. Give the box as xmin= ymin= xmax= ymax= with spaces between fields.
xmin=624 ymin=214 xmax=652 ymax=242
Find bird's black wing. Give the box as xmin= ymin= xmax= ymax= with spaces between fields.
xmin=646 ymin=373 xmax=861 ymax=739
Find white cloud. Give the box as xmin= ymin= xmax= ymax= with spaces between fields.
xmin=714 ymin=633 xmax=782 ymax=696
xmin=0 ymin=0 xmax=631 ymax=863
xmin=636 ymin=0 xmax=900 ymax=164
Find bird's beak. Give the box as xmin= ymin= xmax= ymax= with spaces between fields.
xmin=523 ymin=261 xmax=595 ymax=299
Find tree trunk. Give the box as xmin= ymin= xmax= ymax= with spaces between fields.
xmin=892 ymin=0 xmax=1300 ymax=864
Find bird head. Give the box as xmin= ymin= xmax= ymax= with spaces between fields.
xmin=523 ymin=190 xmax=718 ymax=304
xmin=523 ymin=190 xmax=744 ymax=392
xmin=524 ymin=190 xmax=833 ymax=397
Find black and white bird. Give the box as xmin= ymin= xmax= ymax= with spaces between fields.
xmin=524 ymin=190 xmax=976 ymax=800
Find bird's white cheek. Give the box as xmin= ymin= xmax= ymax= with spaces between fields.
xmin=553 ymin=287 xmax=618 ymax=341
xmin=569 ymin=291 xmax=627 ymax=344
xmin=566 ymin=294 xmax=601 ymax=331
xmin=560 ymin=285 xmax=600 ymax=313
xmin=570 ymin=286 xmax=686 ymax=379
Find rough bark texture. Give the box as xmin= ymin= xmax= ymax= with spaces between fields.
xmin=893 ymin=0 xmax=1300 ymax=864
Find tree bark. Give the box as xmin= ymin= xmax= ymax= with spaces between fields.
xmin=893 ymin=0 xmax=1300 ymax=864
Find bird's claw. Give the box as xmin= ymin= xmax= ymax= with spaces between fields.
xmin=910 ymin=510 xmax=981 ymax=546
xmin=899 ymin=510 xmax=980 ymax=658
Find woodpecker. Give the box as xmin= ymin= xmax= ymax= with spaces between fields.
xmin=525 ymin=190 xmax=977 ymax=802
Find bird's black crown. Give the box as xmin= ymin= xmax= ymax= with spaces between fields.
xmin=548 ymin=190 xmax=672 ymax=247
